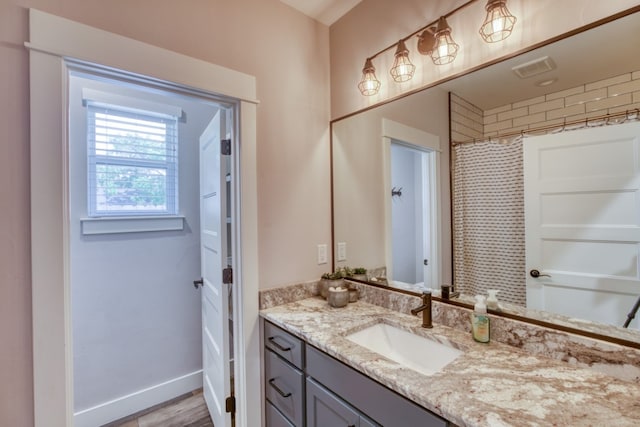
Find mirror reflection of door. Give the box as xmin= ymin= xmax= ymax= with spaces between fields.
xmin=524 ymin=122 xmax=640 ymax=329
xmin=390 ymin=141 xmax=432 ymax=288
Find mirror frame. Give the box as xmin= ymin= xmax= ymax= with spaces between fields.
xmin=329 ymin=5 xmax=640 ymax=350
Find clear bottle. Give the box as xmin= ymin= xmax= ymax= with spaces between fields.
xmin=471 ymin=295 xmax=490 ymax=343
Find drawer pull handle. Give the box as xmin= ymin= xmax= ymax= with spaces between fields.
xmin=268 ymin=378 xmax=292 ymax=398
xmin=268 ymin=336 xmax=292 ymax=352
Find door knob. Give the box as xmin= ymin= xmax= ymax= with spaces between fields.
xmin=193 ymin=278 xmax=203 ymax=289
xmin=529 ymin=269 xmax=551 ymax=278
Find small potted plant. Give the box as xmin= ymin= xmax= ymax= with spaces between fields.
xmin=336 ymin=266 xmax=354 ymax=278
xmin=352 ymin=267 xmax=367 ymax=282
xmin=319 ymin=271 xmax=344 ymax=298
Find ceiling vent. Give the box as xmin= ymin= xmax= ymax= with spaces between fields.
xmin=511 ymin=56 xmax=556 ymax=79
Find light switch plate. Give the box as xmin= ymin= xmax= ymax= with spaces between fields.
xmin=337 ymin=242 xmax=347 ymax=262
xmin=317 ymin=244 xmax=328 ymax=265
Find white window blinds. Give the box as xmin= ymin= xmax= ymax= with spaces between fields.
xmin=86 ymin=102 xmax=179 ymax=216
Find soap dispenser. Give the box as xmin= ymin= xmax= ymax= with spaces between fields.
xmin=486 ymin=289 xmax=500 ymax=311
xmin=471 ymin=295 xmax=490 ymax=343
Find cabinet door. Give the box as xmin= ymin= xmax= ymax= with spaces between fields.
xmin=306 ymin=346 xmax=447 ymax=427
xmin=266 ymin=400 xmax=295 ymax=427
xmin=359 ymin=416 xmax=378 ymax=427
xmin=306 ymin=378 xmax=360 ymax=427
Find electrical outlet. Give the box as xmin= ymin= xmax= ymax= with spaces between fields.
xmin=317 ymin=244 xmax=328 ymax=265
xmin=337 ymin=242 xmax=347 ymax=262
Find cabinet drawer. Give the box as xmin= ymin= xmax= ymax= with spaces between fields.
xmin=265 ymin=321 xmax=304 ymax=370
xmin=266 ymin=400 xmax=295 ymax=427
xmin=265 ymin=349 xmax=305 ymax=426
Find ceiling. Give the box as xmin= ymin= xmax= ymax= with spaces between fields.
xmin=279 ymin=0 xmax=362 ymax=26
xmin=439 ymin=11 xmax=640 ymax=110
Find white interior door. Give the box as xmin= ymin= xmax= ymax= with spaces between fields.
xmin=200 ymin=108 xmax=233 ymax=426
xmin=524 ymin=121 xmax=640 ymax=329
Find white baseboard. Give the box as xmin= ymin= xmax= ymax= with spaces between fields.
xmin=74 ymin=370 xmax=203 ymax=427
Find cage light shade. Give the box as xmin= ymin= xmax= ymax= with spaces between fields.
xmin=431 ymin=17 xmax=459 ymax=65
xmin=358 ymin=58 xmax=381 ymax=96
xmin=390 ymin=40 xmax=416 ymax=82
xmin=480 ymin=0 xmax=517 ymax=43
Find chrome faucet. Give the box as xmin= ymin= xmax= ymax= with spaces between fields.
xmin=411 ymin=291 xmax=433 ymax=328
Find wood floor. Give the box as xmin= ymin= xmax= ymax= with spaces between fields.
xmin=103 ymin=390 xmax=214 ymax=427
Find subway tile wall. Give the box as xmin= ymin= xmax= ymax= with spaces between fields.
xmin=450 ymin=70 xmax=640 ymax=142
xmin=450 ymin=93 xmax=484 ymax=142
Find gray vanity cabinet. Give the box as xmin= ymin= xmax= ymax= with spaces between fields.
xmin=263 ymin=320 xmax=449 ymax=427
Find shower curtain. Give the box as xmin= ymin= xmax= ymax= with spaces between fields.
xmin=452 ymin=137 xmax=525 ymax=305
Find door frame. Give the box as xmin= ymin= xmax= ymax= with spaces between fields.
xmin=28 ymin=9 xmax=260 ymax=427
xmin=381 ymin=118 xmax=442 ymax=288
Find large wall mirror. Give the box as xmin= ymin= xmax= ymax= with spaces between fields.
xmin=332 ymin=8 xmax=640 ymax=345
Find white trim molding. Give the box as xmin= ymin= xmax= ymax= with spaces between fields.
xmin=73 ymin=370 xmax=203 ymax=427
xmin=28 ymin=9 xmax=260 ymax=427
xmin=380 ymin=118 xmax=442 ymax=290
xmin=382 ymin=118 xmax=442 ymax=152
xmin=80 ymin=216 xmax=185 ymax=235
xmin=26 ymin=11 xmax=258 ymax=105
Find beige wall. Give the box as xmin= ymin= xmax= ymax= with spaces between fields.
xmin=333 ymin=86 xmax=451 ymax=284
xmin=0 ymin=0 xmax=330 ymax=424
xmin=330 ymin=0 xmax=640 ymax=119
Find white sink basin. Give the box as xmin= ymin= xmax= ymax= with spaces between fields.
xmin=346 ymin=323 xmax=463 ymax=376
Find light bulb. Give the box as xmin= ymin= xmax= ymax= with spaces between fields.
xmin=358 ymin=58 xmax=381 ymax=96
xmin=430 ymin=17 xmax=459 ymax=65
xmin=492 ymin=17 xmax=504 ymax=33
xmin=480 ymin=0 xmax=517 ymax=43
xmin=390 ymin=40 xmax=416 ymax=82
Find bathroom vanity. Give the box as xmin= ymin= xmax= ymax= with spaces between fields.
xmin=264 ymin=320 xmax=447 ymax=426
xmin=260 ymin=286 xmax=640 ymax=427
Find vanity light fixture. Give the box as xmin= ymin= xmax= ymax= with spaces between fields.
xmin=390 ymin=40 xmax=416 ymax=82
xmin=417 ymin=28 xmax=436 ymax=56
xmin=430 ymin=17 xmax=459 ymax=65
xmin=357 ymin=0 xmax=517 ymax=96
xmin=479 ymin=0 xmax=517 ymax=43
xmin=358 ymin=58 xmax=382 ymax=96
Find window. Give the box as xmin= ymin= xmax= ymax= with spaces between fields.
xmin=86 ymin=102 xmax=179 ymax=216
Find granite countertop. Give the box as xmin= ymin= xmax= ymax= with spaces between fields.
xmin=260 ymin=296 xmax=640 ymax=427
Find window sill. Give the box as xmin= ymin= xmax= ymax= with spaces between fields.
xmin=80 ymin=215 xmax=185 ymax=235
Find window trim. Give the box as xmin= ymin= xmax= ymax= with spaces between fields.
xmin=80 ymin=215 xmax=185 ymax=235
